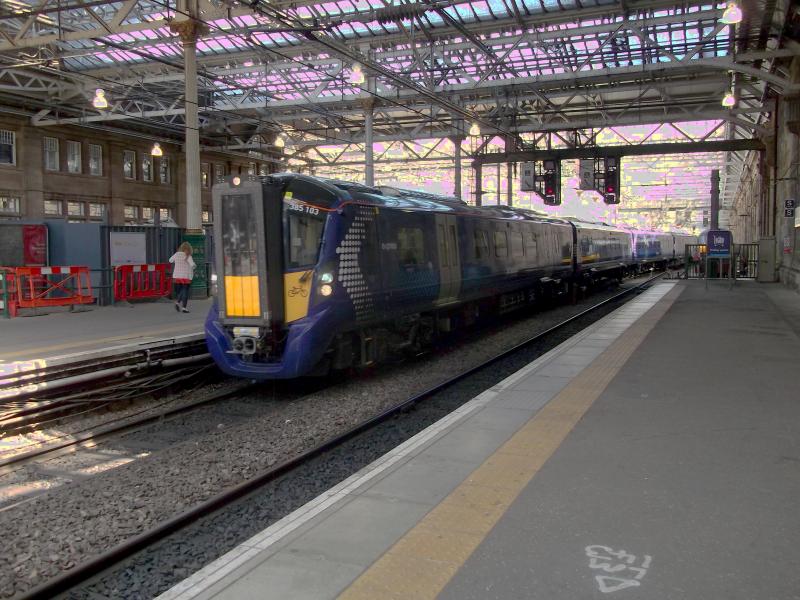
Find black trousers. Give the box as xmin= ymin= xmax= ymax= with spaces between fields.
xmin=175 ymin=282 xmax=190 ymax=308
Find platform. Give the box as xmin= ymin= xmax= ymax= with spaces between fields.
xmin=0 ymin=298 xmax=211 ymax=365
xmin=159 ymin=280 xmax=800 ymax=600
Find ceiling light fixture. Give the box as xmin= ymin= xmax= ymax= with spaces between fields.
xmin=151 ymin=142 xmax=163 ymax=156
xmin=721 ymin=90 xmax=736 ymax=107
xmin=350 ymin=63 xmax=365 ymax=85
xmin=721 ymin=1 xmax=742 ymax=24
xmin=92 ymin=88 xmax=108 ymax=109
xmin=275 ymin=135 xmax=285 ymax=149
xmin=469 ymin=122 xmax=481 ymax=136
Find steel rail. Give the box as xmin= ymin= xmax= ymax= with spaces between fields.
xmin=0 ymin=339 xmax=208 ymax=401
xmin=17 ymin=274 xmax=664 ymax=600
xmin=0 ymin=381 xmax=254 ymax=477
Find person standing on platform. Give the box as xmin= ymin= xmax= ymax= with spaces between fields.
xmin=169 ymin=242 xmax=196 ymax=313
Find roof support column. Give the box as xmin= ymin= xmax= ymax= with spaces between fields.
xmin=171 ymin=13 xmax=206 ymax=232
xmin=507 ymin=162 xmax=514 ymax=207
xmin=452 ymin=137 xmax=463 ymax=200
xmin=474 ymin=160 xmax=482 ymax=207
xmin=364 ymin=98 xmax=375 ymax=186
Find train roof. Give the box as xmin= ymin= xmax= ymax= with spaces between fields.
xmin=274 ymin=172 xmax=572 ymax=226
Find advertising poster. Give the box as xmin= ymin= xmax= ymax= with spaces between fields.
xmin=110 ymin=232 xmax=147 ymax=266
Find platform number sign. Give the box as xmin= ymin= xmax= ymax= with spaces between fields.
xmin=785 ymin=198 xmax=795 ymax=218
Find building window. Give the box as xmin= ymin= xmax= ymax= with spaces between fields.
xmin=258 ymin=164 xmax=268 ymax=176
xmin=141 ymin=206 xmax=154 ymax=221
xmin=0 ymin=130 xmax=15 ymax=165
xmin=159 ymin=157 xmax=171 ymax=184
xmin=44 ymin=200 xmax=62 ymax=215
xmin=89 ymin=202 xmax=106 ymax=218
xmin=201 ymin=163 xmax=209 ymax=188
xmin=0 ymin=195 xmax=20 ymax=214
xmin=214 ymin=163 xmax=225 ymax=180
xmin=159 ymin=207 xmax=173 ymax=221
xmin=123 ymin=150 xmax=136 ymax=179
xmin=247 ymin=162 xmax=256 ymax=175
xmin=67 ymin=201 xmax=84 ymax=217
xmin=202 ymin=210 xmax=213 ymax=224
xmin=142 ymin=155 xmax=153 ymax=182
xmin=89 ymin=144 xmax=103 ymax=176
xmin=67 ymin=140 xmax=81 ymax=174
xmin=44 ymin=137 xmax=59 ymax=171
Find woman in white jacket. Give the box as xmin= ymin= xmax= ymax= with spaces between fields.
xmin=169 ymin=242 xmax=196 ymax=313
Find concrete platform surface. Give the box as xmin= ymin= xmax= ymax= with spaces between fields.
xmin=157 ymin=281 xmax=800 ymax=600
xmin=0 ymin=298 xmax=211 ymax=364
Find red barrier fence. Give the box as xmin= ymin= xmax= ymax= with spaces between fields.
xmin=1 ymin=266 xmax=94 ymax=316
xmin=113 ymin=264 xmax=172 ymax=302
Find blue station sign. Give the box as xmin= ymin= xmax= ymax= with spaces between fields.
xmin=707 ymin=229 xmax=732 ymax=258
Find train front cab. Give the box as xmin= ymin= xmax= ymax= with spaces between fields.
xmin=206 ymin=175 xmax=339 ymax=379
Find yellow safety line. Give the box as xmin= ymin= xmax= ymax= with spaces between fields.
xmin=0 ymin=324 xmax=202 ymax=360
xmin=338 ymin=285 xmax=683 ymax=600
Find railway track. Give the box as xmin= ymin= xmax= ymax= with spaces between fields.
xmin=0 ymin=338 xmax=213 ymax=437
xmin=16 ymin=273 xmax=664 ymax=600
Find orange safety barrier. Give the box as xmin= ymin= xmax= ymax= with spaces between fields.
xmin=11 ymin=266 xmax=94 ymax=311
xmin=0 ymin=267 xmax=17 ymax=318
xmin=113 ymin=263 xmax=172 ymax=302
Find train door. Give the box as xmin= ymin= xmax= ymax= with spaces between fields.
xmin=435 ymin=214 xmax=461 ymax=305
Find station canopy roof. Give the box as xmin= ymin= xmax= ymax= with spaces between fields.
xmin=0 ymin=0 xmax=795 ymax=208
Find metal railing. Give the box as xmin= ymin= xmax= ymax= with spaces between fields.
xmin=685 ymin=243 xmax=759 ymax=281
xmin=733 ymin=243 xmax=758 ymax=279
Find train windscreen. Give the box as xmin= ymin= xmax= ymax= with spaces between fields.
xmin=282 ymin=178 xmax=336 ymax=270
xmin=221 ymin=193 xmax=261 ymax=317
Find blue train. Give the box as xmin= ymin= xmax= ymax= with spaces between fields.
xmin=206 ymin=174 xmax=693 ymax=379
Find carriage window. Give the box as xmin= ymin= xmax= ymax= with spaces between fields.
xmin=285 ymin=209 xmax=325 ymax=269
xmin=494 ymin=230 xmax=508 ymax=257
xmin=511 ymin=231 xmax=524 ymax=257
xmin=474 ymin=229 xmax=490 ymax=259
xmin=398 ymin=227 xmax=425 ymax=267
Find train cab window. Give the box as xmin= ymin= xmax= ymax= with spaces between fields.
xmin=494 ymin=230 xmax=508 ymax=258
xmin=285 ymin=209 xmax=325 ymax=269
xmin=474 ymin=229 xmax=490 ymax=259
xmin=398 ymin=227 xmax=425 ymax=267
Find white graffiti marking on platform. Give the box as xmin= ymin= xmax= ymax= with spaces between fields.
xmin=585 ymin=545 xmax=652 ymax=593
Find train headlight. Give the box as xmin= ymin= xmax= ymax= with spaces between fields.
xmin=319 ymin=272 xmax=334 ymax=284
xmin=319 ymin=284 xmax=333 ymax=297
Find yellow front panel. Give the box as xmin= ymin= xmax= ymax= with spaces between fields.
xmin=284 ymin=271 xmax=312 ymax=322
xmin=224 ymin=276 xmax=260 ymax=317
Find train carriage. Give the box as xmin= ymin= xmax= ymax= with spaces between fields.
xmin=207 ymin=173 xmax=692 ymax=380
